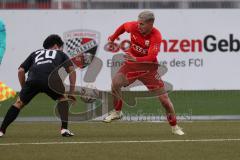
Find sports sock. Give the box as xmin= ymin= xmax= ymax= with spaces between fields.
xmin=0 ymin=105 xmax=20 ymax=134
xmin=114 ymin=99 xmax=123 ymax=111
xmin=57 ymin=101 xmax=69 ymax=129
xmin=167 ymin=114 xmax=177 ymax=126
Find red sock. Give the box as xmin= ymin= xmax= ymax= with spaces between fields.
xmin=114 ymin=99 xmax=123 ymax=111
xmin=167 ymin=114 xmax=177 ymax=126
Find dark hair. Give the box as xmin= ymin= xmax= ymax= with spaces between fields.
xmin=43 ymin=34 xmax=64 ymax=49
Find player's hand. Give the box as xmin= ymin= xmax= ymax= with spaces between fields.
xmin=68 ymin=95 xmax=77 ymax=102
xmin=108 ymin=36 xmax=114 ymax=42
xmin=124 ymin=54 xmax=136 ymax=62
xmin=108 ymin=36 xmax=120 ymax=43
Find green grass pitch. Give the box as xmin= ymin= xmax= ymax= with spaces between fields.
xmin=0 ymin=91 xmax=240 ymax=159
xmin=0 ymin=121 xmax=240 ymax=160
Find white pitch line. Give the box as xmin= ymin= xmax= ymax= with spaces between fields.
xmin=0 ymin=138 xmax=240 ymax=146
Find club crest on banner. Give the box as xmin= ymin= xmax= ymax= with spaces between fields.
xmin=63 ymin=30 xmax=100 ymax=68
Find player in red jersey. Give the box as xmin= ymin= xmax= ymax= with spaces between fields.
xmin=103 ymin=11 xmax=184 ymax=135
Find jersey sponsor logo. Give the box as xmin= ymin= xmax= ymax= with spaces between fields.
xmin=63 ymin=29 xmax=100 ymax=68
xmin=132 ymin=44 xmax=148 ymax=55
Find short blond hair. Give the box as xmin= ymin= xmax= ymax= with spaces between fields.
xmin=138 ymin=10 xmax=155 ymax=22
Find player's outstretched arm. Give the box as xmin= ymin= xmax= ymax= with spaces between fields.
xmin=108 ymin=23 xmax=126 ymax=42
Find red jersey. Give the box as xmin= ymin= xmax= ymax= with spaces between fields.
xmin=109 ymin=21 xmax=162 ymax=62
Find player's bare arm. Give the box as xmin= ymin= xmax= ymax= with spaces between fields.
xmin=18 ymin=67 xmax=26 ymax=88
xmin=108 ymin=23 xmax=126 ymax=42
xmin=67 ymin=65 xmax=76 ymax=101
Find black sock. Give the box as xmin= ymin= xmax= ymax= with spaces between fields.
xmin=57 ymin=101 xmax=69 ymax=129
xmin=0 ymin=105 xmax=20 ymax=134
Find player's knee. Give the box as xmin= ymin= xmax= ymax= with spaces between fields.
xmin=112 ymin=80 xmax=120 ymax=89
xmin=112 ymin=74 xmax=128 ymax=89
xmin=13 ymin=99 xmax=25 ymax=109
xmin=112 ymin=79 xmax=123 ymax=89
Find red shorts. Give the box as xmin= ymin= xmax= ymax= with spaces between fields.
xmin=117 ymin=62 xmax=164 ymax=90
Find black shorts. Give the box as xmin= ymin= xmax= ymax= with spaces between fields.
xmin=19 ymin=80 xmax=65 ymax=105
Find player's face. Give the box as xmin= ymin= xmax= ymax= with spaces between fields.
xmin=138 ymin=20 xmax=153 ymax=35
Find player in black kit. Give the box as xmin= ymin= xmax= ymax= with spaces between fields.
xmin=0 ymin=34 xmax=76 ymax=137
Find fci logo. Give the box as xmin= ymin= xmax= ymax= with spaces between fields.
xmin=145 ymin=40 xmax=150 ymax=47
xmin=63 ymin=29 xmax=100 ymax=68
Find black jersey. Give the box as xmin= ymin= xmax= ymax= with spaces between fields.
xmin=20 ymin=49 xmax=73 ymax=82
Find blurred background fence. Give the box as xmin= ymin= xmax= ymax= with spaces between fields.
xmin=0 ymin=0 xmax=240 ymax=9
